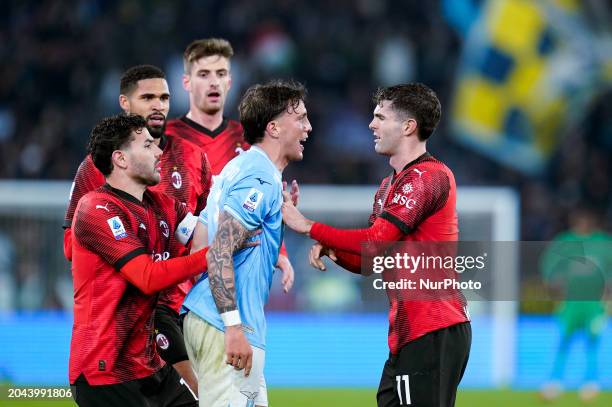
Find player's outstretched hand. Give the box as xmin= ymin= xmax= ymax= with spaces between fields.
xmin=281 ymin=191 xmax=313 ymax=234
xmin=282 ymin=179 xmax=300 ymax=206
xmin=225 ymin=325 xmax=253 ymax=376
xmin=276 ymin=254 xmax=295 ymax=293
xmin=309 ymin=243 xmax=337 ymax=271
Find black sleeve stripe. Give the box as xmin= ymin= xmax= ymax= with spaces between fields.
xmin=379 ymin=212 xmax=413 ymax=235
xmin=114 ymin=247 xmax=147 ymax=271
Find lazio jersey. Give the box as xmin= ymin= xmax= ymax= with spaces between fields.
xmin=182 ymin=146 xmax=283 ymax=349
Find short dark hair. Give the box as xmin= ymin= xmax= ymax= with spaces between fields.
xmin=119 ymin=65 xmax=165 ymax=96
xmin=183 ymin=38 xmax=234 ymax=73
xmin=239 ymin=80 xmax=306 ymax=145
xmin=373 ymin=83 xmax=441 ymax=141
xmin=88 ymin=114 xmax=147 ymax=176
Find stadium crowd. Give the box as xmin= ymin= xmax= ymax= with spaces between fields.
xmin=1 ymin=0 xmax=610 ymax=239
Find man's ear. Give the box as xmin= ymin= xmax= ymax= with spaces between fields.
xmin=111 ymin=150 xmax=128 ymax=171
xmin=119 ymin=94 xmax=130 ymax=113
xmin=403 ymin=118 xmax=418 ymax=137
xmin=182 ymin=74 xmax=190 ymax=92
xmin=265 ymin=120 xmax=279 ymax=139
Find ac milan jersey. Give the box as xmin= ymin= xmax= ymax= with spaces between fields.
xmin=165 ymin=117 xmax=249 ymax=175
xmin=369 ymin=153 xmax=469 ymax=354
xmin=69 ymin=184 xmax=192 ymax=385
xmin=63 ymin=134 xmax=211 ymax=312
xmin=153 ymin=134 xmax=211 ymax=312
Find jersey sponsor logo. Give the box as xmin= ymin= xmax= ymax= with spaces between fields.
xmin=107 ymin=216 xmax=127 ymax=240
xmin=155 ymin=332 xmax=170 ymax=350
xmin=171 ymin=171 xmax=182 ymax=189
xmin=95 ymin=203 xmax=110 ymax=212
xmin=392 ymin=193 xmax=417 ymax=209
xmin=412 ymin=168 xmax=427 ymax=177
xmin=255 ymin=177 xmax=271 ymax=185
xmin=402 ymin=183 xmax=414 ymax=194
xmin=159 ymin=220 xmax=169 ymax=238
xmin=152 ymin=251 xmax=170 ymax=262
xmin=242 ymin=188 xmax=263 ymax=212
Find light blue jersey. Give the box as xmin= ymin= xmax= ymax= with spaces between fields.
xmin=182 ymin=146 xmax=283 ymax=349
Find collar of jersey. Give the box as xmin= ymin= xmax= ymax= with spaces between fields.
xmin=249 ymin=145 xmax=282 ymax=179
xmin=180 ymin=115 xmax=228 ymax=137
xmin=103 ymin=183 xmax=147 ymax=206
xmin=401 ymin=152 xmax=431 ymax=172
xmin=390 ymin=152 xmax=432 ymax=183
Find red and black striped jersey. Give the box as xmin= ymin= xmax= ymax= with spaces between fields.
xmin=63 ymin=133 xmax=211 ymax=312
xmin=165 ymin=116 xmax=249 ymax=175
xmin=369 ymin=153 xmax=469 ymax=354
xmin=69 ymin=184 xmax=191 ymax=385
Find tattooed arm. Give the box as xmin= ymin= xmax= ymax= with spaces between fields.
xmin=206 ymin=210 xmax=254 ymax=376
xmin=206 ymin=211 xmax=251 ymax=313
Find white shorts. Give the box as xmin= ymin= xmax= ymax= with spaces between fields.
xmin=184 ymin=311 xmax=268 ymax=407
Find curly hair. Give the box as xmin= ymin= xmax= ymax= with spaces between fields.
xmin=373 ymin=83 xmax=441 ymax=141
xmin=88 ymin=114 xmax=147 ymax=176
xmin=239 ymin=80 xmax=306 ymax=145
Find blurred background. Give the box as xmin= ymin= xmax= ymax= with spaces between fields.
xmin=0 ymin=0 xmax=611 ymax=405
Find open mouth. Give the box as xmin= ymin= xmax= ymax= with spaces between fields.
xmin=299 ymin=136 xmax=308 ymax=151
xmin=148 ymin=114 xmax=165 ymax=127
xmin=207 ymin=91 xmax=221 ymax=101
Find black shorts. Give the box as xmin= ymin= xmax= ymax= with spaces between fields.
xmin=71 ymin=364 xmax=197 ymax=407
xmin=377 ymin=322 xmax=471 ymax=407
xmin=154 ymin=305 xmax=189 ymax=365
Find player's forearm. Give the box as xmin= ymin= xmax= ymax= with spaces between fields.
xmin=311 ymin=217 xmax=404 ymax=255
xmin=120 ymin=248 xmax=208 ymax=295
xmin=207 ymin=244 xmax=238 ymax=314
xmin=207 ymin=212 xmax=251 ymax=316
xmin=334 ymin=249 xmax=362 ymax=274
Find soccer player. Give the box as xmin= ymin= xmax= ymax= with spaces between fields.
xmin=182 ymin=80 xmax=310 ymax=407
xmin=166 ymin=38 xmax=294 ymax=293
xmin=539 ymin=207 xmax=612 ymax=402
xmin=63 ymin=65 xmax=209 ymax=393
xmin=281 ymin=84 xmax=472 ymax=407
xmin=69 ymin=114 xmax=207 ymax=406
xmin=166 ymin=38 xmax=248 ymax=175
